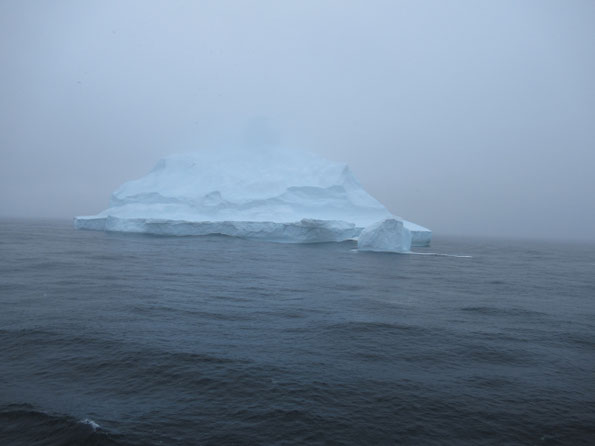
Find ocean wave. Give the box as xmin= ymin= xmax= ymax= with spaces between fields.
xmin=0 ymin=404 xmax=123 ymax=446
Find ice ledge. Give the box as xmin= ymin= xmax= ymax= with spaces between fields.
xmin=74 ymin=216 xmax=360 ymax=243
xmin=404 ymin=221 xmax=432 ymax=247
xmin=74 ymin=215 xmax=431 ymax=248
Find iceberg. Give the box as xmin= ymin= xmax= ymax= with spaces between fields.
xmin=75 ymin=147 xmax=431 ymax=252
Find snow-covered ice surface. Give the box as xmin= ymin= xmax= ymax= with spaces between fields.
xmin=75 ymin=148 xmax=431 ymax=252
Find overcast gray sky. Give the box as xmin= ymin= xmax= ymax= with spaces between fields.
xmin=1 ymin=0 xmax=594 ymax=240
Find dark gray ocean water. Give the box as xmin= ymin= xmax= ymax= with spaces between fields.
xmin=1 ymin=219 xmax=594 ymax=445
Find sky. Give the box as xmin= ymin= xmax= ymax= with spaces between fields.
xmin=1 ymin=0 xmax=594 ymax=240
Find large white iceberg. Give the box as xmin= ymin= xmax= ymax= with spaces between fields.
xmin=75 ymin=147 xmax=431 ymax=252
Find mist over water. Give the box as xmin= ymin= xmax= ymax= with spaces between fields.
xmin=1 ymin=220 xmax=594 ymax=445
xmin=1 ymin=1 xmax=595 ymax=240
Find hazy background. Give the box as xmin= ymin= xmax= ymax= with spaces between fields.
xmin=1 ymin=0 xmax=594 ymax=240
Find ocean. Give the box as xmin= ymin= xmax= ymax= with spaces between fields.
xmin=1 ymin=219 xmax=594 ymax=445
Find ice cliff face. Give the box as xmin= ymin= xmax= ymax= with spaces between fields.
xmin=358 ymin=219 xmax=413 ymax=253
xmin=74 ymin=148 xmax=431 ymax=252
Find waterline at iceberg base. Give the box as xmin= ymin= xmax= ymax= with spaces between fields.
xmin=74 ymin=148 xmax=431 ymax=252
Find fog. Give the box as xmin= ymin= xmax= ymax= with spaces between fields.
xmin=1 ymin=0 xmax=594 ymax=240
